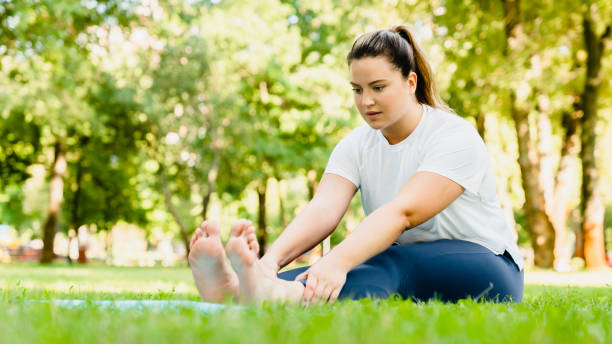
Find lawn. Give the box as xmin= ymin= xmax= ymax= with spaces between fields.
xmin=1 ymin=263 xmax=610 ymax=344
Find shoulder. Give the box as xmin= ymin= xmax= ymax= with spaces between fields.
xmin=427 ymin=106 xmax=478 ymax=133
xmin=422 ymin=106 xmax=482 ymax=144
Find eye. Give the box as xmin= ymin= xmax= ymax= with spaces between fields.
xmin=352 ymin=88 xmax=362 ymax=94
xmin=373 ymin=85 xmax=385 ymax=91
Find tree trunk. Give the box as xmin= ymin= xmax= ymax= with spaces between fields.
xmin=501 ymin=0 xmax=555 ymax=267
xmin=475 ymin=111 xmax=486 ymax=140
xmin=536 ymin=104 xmax=554 ymax=214
xmin=256 ymin=181 xmax=267 ymax=257
xmin=159 ymin=164 xmax=191 ymax=259
xmin=276 ymin=176 xmax=286 ymax=228
xmin=201 ymin=191 xmax=212 ymax=223
xmin=201 ymin=148 xmax=221 ymax=221
xmin=201 ymin=178 xmax=214 ymax=224
xmin=307 ymin=169 xmax=317 ymax=200
xmin=72 ymin=152 xmax=87 ymax=264
xmin=510 ymin=97 xmax=555 ymax=267
xmin=579 ymin=17 xmax=609 ymax=269
xmin=66 ymin=235 xmax=74 ymax=264
xmin=537 ymin=101 xmax=573 ymax=271
xmin=574 ymin=225 xmax=584 ymax=259
xmin=40 ymin=142 xmax=67 ymax=264
xmin=551 ymin=110 xmax=580 ymax=270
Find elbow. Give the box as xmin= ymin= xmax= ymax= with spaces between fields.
xmin=387 ymin=199 xmax=413 ymax=234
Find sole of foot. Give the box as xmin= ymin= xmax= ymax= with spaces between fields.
xmin=188 ymin=220 xmax=239 ymax=303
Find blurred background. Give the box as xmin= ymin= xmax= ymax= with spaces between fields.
xmin=0 ymin=0 xmax=610 ymax=271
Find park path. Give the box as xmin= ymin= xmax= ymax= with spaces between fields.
xmin=524 ymin=269 xmax=612 ymax=287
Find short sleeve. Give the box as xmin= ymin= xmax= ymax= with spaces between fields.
xmin=324 ymin=134 xmax=360 ymax=188
xmin=416 ymin=126 xmax=488 ymax=195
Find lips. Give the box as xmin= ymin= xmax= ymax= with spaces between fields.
xmin=366 ymin=111 xmax=381 ymax=117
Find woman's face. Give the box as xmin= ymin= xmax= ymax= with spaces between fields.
xmin=349 ymin=56 xmax=418 ymax=133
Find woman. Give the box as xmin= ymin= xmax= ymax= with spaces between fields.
xmin=188 ymin=25 xmax=524 ymax=305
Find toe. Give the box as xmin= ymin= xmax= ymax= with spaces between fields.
xmin=200 ymin=221 xmax=210 ymax=238
xmin=246 ymin=225 xmax=256 ymax=240
xmin=205 ymin=220 xmax=221 ymax=237
xmin=247 ymin=237 xmax=259 ymax=254
xmin=199 ymin=221 xmax=208 ymax=237
xmin=230 ymin=219 xmax=249 ymax=238
xmin=190 ymin=228 xmax=202 ymax=248
xmin=246 ymin=226 xmax=259 ymax=252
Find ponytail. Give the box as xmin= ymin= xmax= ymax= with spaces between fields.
xmin=347 ymin=24 xmax=451 ymax=112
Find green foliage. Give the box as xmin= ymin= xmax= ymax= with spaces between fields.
xmin=0 ymin=0 xmax=610 ymax=250
xmin=62 ymin=73 xmax=148 ymax=230
xmin=0 ymin=111 xmax=40 ymax=189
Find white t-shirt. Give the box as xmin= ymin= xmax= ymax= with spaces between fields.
xmin=324 ymin=104 xmax=524 ymax=270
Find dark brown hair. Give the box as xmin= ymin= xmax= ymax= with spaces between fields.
xmin=347 ymin=25 xmax=450 ymax=111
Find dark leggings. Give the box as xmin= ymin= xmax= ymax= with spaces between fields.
xmin=278 ymin=239 xmax=523 ymax=303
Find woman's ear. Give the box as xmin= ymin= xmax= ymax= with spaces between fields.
xmin=408 ymin=71 xmax=418 ymax=94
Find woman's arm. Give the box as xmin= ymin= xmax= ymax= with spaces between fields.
xmin=302 ymin=171 xmax=464 ymax=303
xmin=260 ymin=173 xmax=357 ymax=272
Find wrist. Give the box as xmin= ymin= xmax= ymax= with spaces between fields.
xmin=322 ymin=249 xmax=352 ymax=273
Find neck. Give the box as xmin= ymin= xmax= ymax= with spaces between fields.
xmin=382 ymin=103 xmax=424 ymax=145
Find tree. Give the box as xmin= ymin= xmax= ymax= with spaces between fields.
xmin=577 ymin=3 xmax=610 ymax=269
xmin=61 ymin=73 xmax=148 ymax=262
xmin=0 ymin=0 xmax=136 ymax=263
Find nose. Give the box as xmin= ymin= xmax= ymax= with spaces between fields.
xmin=360 ymin=90 xmax=375 ymax=107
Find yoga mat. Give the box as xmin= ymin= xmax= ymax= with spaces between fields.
xmin=27 ymin=300 xmax=240 ymax=314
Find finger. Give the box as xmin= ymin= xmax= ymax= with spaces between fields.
xmin=310 ymin=283 xmax=327 ymax=304
xmin=303 ymin=277 xmax=317 ymax=303
xmin=328 ymin=288 xmax=341 ymax=304
xmin=320 ymin=286 xmax=333 ymax=304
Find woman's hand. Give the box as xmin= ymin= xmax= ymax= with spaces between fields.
xmin=295 ymin=256 xmax=348 ymax=304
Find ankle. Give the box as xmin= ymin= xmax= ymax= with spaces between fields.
xmin=260 ymin=254 xmax=280 ymax=274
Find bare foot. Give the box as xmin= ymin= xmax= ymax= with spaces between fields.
xmin=225 ymin=220 xmax=304 ymax=305
xmin=188 ymin=220 xmax=239 ymax=303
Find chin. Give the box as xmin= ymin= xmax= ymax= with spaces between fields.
xmin=363 ymin=119 xmax=385 ymax=130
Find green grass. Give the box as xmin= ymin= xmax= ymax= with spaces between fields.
xmin=1 ymin=263 xmax=610 ymax=344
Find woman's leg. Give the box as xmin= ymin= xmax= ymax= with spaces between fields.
xmin=278 ymin=240 xmax=523 ymax=303
xmin=278 ymin=246 xmax=406 ymax=300
xmin=392 ymin=240 xmax=523 ymax=303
